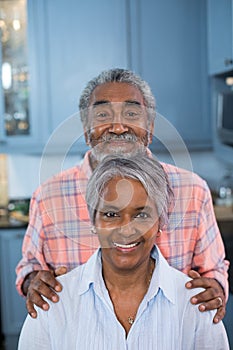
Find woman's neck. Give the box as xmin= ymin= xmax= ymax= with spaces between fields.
xmin=102 ymin=257 xmax=155 ymax=292
xmin=102 ymin=257 xmax=155 ymax=337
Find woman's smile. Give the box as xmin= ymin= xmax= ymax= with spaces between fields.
xmin=94 ymin=176 xmax=159 ymax=272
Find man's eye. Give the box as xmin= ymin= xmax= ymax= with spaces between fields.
xmin=123 ymin=106 xmax=144 ymax=119
xmin=94 ymin=108 xmax=112 ymax=120
xmin=124 ymin=110 xmax=139 ymax=118
xmin=96 ymin=112 xmax=109 ymax=118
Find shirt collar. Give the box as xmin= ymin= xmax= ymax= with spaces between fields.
xmin=76 ymin=248 xmax=103 ymax=295
xmin=77 ymin=245 xmax=176 ymax=305
xmin=148 ymin=245 xmax=176 ymax=304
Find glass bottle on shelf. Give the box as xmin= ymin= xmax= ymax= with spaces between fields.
xmin=0 ymin=0 xmax=30 ymax=138
xmin=216 ymin=169 xmax=233 ymax=207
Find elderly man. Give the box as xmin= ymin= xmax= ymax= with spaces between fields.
xmin=16 ymin=68 xmax=228 ymax=323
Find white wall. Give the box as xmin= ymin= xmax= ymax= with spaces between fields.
xmin=6 ymin=150 xmax=231 ymax=199
xmin=7 ymin=154 xmax=82 ymax=198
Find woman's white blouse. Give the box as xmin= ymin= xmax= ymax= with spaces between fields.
xmin=18 ymin=246 xmax=229 ymax=350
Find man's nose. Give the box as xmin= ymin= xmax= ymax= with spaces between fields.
xmin=108 ymin=113 xmax=129 ymax=134
xmin=108 ymin=122 xmax=129 ymax=134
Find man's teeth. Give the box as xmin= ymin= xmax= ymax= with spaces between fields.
xmin=113 ymin=242 xmax=139 ymax=248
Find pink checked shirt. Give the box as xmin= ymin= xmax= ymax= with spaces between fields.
xmin=16 ymin=151 xmax=229 ymax=297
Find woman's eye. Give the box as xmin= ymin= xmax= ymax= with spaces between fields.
xmin=104 ymin=212 xmax=118 ymax=218
xmin=135 ymin=212 xmax=150 ymax=219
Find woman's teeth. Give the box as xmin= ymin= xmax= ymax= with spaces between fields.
xmin=113 ymin=242 xmax=139 ymax=248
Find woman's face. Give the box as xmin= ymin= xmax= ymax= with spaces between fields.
xmin=95 ymin=176 xmax=159 ymax=272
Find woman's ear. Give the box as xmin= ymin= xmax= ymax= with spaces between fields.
xmin=91 ymin=226 xmax=97 ymax=234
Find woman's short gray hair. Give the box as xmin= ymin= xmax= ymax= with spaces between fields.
xmin=85 ymin=155 xmax=173 ymax=227
xmin=79 ymin=68 xmax=156 ymax=127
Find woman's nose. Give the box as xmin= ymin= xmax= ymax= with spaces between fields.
xmin=118 ymin=221 xmax=136 ymax=237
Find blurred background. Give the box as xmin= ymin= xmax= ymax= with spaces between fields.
xmin=0 ymin=0 xmax=232 ymax=349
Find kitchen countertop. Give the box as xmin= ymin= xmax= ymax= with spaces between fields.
xmin=214 ymin=205 xmax=233 ymax=222
xmin=0 ymin=207 xmax=29 ymax=229
xmin=0 ymin=217 xmax=28 ymax=229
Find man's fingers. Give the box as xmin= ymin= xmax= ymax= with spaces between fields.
xmin=197 ymin=301 xmax=225 ymax=323
xmin=29 ymin=277 xmax=60 ymax=303
xmin=196 ymin=296 xmax=225 ymax=311
xmin=54 ymin=266 xmax=67 ymax=277
xmin=37 ymin=271 xmax=62 ymax=292
xmin=26 ymin=299 xmax=38 ymax=318
xmin=213 ymin=306 xmax=225 ymax=324
xmin=190 ymin=289 xmax=209 ymax=305
xmin=26 ymin=270 xmax=62 ymax=316
xmin=185 ymin=276 xmax=226 ymax=323
xmin=26 ymin=294 xmax=49 ymax=318
xmin=27 ymin=286 xmax=51 ymax=308
xmin=185 ymin=276 xmax=212 ymax=290
xmin=24 ymin=269 xmax=64 ymax=317
xmin=186 ymin=278 xmax=224 ymax=304
xmin=188 ymin=270 xmax=201 ymax=279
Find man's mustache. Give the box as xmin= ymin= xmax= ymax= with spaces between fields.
xmin=89 ymin=133 xmax=139 ymax=143
xmin=101 ymin=133 xmax=138 ymax=142
xmin=90 ymin=132 xmax=151 ymax=144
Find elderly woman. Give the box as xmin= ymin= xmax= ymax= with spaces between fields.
xmin=18 ymin=156 xmax=229 ymax=350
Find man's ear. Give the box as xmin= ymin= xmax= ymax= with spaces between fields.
xmin=84 ymin=129 xmax=90 ymax=145
xmin=148 ymin=121 xmax=154 ymax=144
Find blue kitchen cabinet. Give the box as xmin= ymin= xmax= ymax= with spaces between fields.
xmin=128 ymin=0 xmax=211 ymax=150
xmin=44 ymin=0 xmax=129 ymax=154
xmin=1 ymin=0 xmax=214 ymax=154
xmin=1 ymin=0 xmax=129 ymax=155
xmin=207 ymin=0 xmax=233 ymax=75
xmin=224 ymin=293 xmax=233 ymax=349
xmin=0 ymin=0 xmax=47 ymax=154
xmin=0 ymin=228 xmax=27 ymax=350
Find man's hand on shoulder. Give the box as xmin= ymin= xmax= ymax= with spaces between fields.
xmin=22 ymin=266 xmax=67 ymax=318
xmin=185 ymin=270 xmax=225 ymax=324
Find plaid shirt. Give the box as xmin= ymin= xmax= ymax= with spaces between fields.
xmin=16 ymin=151 xmax=229 ymax=297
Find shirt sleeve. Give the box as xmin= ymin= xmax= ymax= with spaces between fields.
xmin=182 ymin=301 xmax=229 ymax=349
xmin=15 ymin=192 xmax=50 ymax=296
xmin=193 ymin=181 xmax=229 ymax=299
xmin=18 ymin=311 xmax=51 ymax=350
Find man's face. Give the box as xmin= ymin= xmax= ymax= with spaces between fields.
xmin=84 ymin=82 xmax=154 ymax=162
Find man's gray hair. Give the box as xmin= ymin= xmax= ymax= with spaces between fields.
xmin=85 ymin=155 xmax=173 ymax=227
xmin=79 ymin=68 xmax=156 ymax=127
